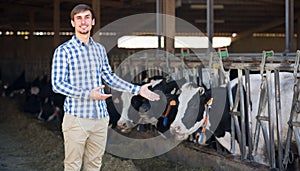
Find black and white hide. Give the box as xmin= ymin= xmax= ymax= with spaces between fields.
xmin=4 ymin=71 xmax=27 ymax=97
xmin=170 ymin=82 xmax=250 ymax=152
xmin=116 ymin=77 xmax=183 ymax=133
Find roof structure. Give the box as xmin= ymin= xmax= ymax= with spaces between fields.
xmin=1 ymin=0 xmax=299 ymax=34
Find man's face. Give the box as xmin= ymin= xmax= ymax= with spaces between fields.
xmin=71 ymin=10 xmax=95 ymax=35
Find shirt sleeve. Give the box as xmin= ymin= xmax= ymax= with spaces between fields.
xmin=51 ymin=47 xmax=90 ymax=99
xmin=99 ymin=46 xmax=141 ymax=95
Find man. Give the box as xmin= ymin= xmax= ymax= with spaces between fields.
xmin=51 ymin=4 xmax=160 ymax=171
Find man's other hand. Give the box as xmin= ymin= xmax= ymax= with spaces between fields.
xmin=139 ymin=83 xmax=160 ymax=101
xmin=89 ymin=85 xmax=112 ymax=100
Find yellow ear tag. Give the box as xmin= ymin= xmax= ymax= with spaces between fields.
xmin=170 ymin=100 xmax=176 ymax=106
xmin=113 ymin=97 xmax=120 ymax=104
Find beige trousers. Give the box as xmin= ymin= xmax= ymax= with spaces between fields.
xmin=62 ymin=114 xmax=109 ymax=171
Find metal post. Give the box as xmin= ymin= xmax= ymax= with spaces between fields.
xmin=274 ymin=70 xmax=284 ymax=170
xmin=245 ymin=70 xmax=253 ymax=160
xmin=267 ymin=70 xmax=276 ymax=168
xmin=238 ymin=69 xmax=247 ymax=160
xmin=283 ymin=50 xmax=300 ymax=168
xmin=198 ymin=67 xmax=203 ymax=86
xmin=156 ymin=0 xmax=162 ymax=50
xmin=207 ymin=0 xmax=214 ymax=53
xmin=285 ymin=0 xmax=294 ymax=53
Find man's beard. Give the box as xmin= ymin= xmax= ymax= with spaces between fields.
xmin=79 ymin=30 xmax=89 ymax=35
xmin=77 ymin=25 xmax=90 ymax=35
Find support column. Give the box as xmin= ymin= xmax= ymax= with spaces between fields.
xmin=156 ymin=0 xmax=162 ymax=50
xmin=29 ymin=10 xmax=36 ymax=81
xmin=29 ymin=11 xmax=35 ymax=53
xmin=53 ymin=0 xmax=60 ymax=48
xmin=92 ymin=0 xmax=101 ymax=35
xmin=207 ymin=0 xmax=214 ymax=53
xmin=285 ymin=0 xmax=294 ymax=53
xmin=163 ymin=0 xmax=175 ymax=51
xmin=297 ymin=17 xmax=300 ymax=50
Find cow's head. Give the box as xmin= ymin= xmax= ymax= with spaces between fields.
xmin=170 ymin=81 xmax=230 ymax=144
xmin=169 ymin=83 xmax=206 ymax=140
xmin=116 ymin=79 xmax=165 ymax=132
xmin=116 ymin=78 xmax=181 ymax=133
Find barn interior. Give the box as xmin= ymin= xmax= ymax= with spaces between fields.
xmin=1 ymin=0 xmax=300 ymax=82
xmin=1 ymin=1 xmax=300 ymax=171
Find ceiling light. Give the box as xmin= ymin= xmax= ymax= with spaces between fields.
xmin=190 ymin=4 xmax=224 ymax=10
xmin=195 ymin=19 xmax=224 ymax=23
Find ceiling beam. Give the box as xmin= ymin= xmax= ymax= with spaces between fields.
xmin=231 ymin=19 xmax=285 ymax=42
xmin=257 ymin=0 xmax=300 ymax=7
xmin=0 ymin=2 xmax=51 ymax=12
xmin=232 ymin=13 xmax=300 ymax=42
xmin=256 ymin=0 xmax=285 ymax=5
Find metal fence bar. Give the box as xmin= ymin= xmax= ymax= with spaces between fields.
xmin=238 ymin=69 xmax=247 ymax=160
xmin=266 ymin=70 xmax=276 ymax=168
xmin=274 ymin=70 xmax=284 ymax=170
xmin=245 ymin=70 xmax=253 ymax=160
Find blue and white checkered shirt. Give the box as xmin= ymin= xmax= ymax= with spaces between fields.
xmin=51 ymin=36 xmax=140 ymax=119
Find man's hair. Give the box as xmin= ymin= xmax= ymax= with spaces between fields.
xmin=70 ymin=4 xmax=95 ymax=21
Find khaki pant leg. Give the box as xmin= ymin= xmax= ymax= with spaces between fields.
xmin=62 ymin=114 xmax=88 ymax=171
xmin=82 ymin=116 xmax=109 ymax=171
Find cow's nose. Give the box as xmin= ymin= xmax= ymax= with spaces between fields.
xmin=139 ymin=103 xmax=150 ymax=113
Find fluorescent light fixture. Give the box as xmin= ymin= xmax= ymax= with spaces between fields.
xmin=212 ymin=37 xmax=231 ymax=48
xmin=175 ymin=36 xmax=231 ymax=48
xmin=190 ymin=4 xmax=224 ymax=10
xmin=117 ymin=36 xmax=231 ymax=49
xmin=118 ymin=36 xmax=164 ymax=48
xmin=175 ymin=36 xmax=208 ymax=48
xmin=194 ymin=19 xmax=225 ymax=23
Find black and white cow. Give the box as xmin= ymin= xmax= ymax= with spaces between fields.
xmin=170 ymin=72 xmax=295 ymax=166
xmin=37 ymin=81 xmax=65 ymax=121
xmin=106 ymin=91 xmax=124 ymax=128
xmin=169 ymin=83 xmax=235 ymax=143
xmin=116 ymin=77 xmax=185 ymax=133
xmin=4 ymin=71 xmax=27 ymax=97
xmin=24 ymin=75 xmax=48 ymax=114
xmin=229 ymin=72 xmax=294 ymax=165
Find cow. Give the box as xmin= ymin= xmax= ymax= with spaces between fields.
xmin=4 ymin=70 xmax=27 ymax=97
xmin=106 ymin=91 xmax=123 ymax=128
xmin=170 ymin=72 xmax=295 ymax=166
xmin=169 ymin=82 xmax=235 ymax=144
xmin=116 ymin=77 xmax=185 ymax=133
xmin=24 ymin=75 xmax=49 ymax=114
xmin=24 ymin=76 xmax=66 ymax=121
xmin=37 ymin=81 xmax=65 ymax=121
xmin=24 ymin=86 xmax=41 ymax=114
xmin=229 ymin=71 xmax=295 ymax=166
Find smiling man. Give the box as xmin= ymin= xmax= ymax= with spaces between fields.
xmin=51 ymin=4 xmax=160 ymax=171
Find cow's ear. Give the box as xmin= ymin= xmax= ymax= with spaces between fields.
xmin=198 ymin=87 xmax=205 ymax=95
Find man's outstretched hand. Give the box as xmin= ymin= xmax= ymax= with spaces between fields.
xmin=89 ymin=85 xmax=112 ymax=100
xmin=139 ymin=83 xmax=160 ymax=101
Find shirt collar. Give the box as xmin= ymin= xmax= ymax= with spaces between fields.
xmin=72 ymin=35 xmax=95 ymax=47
